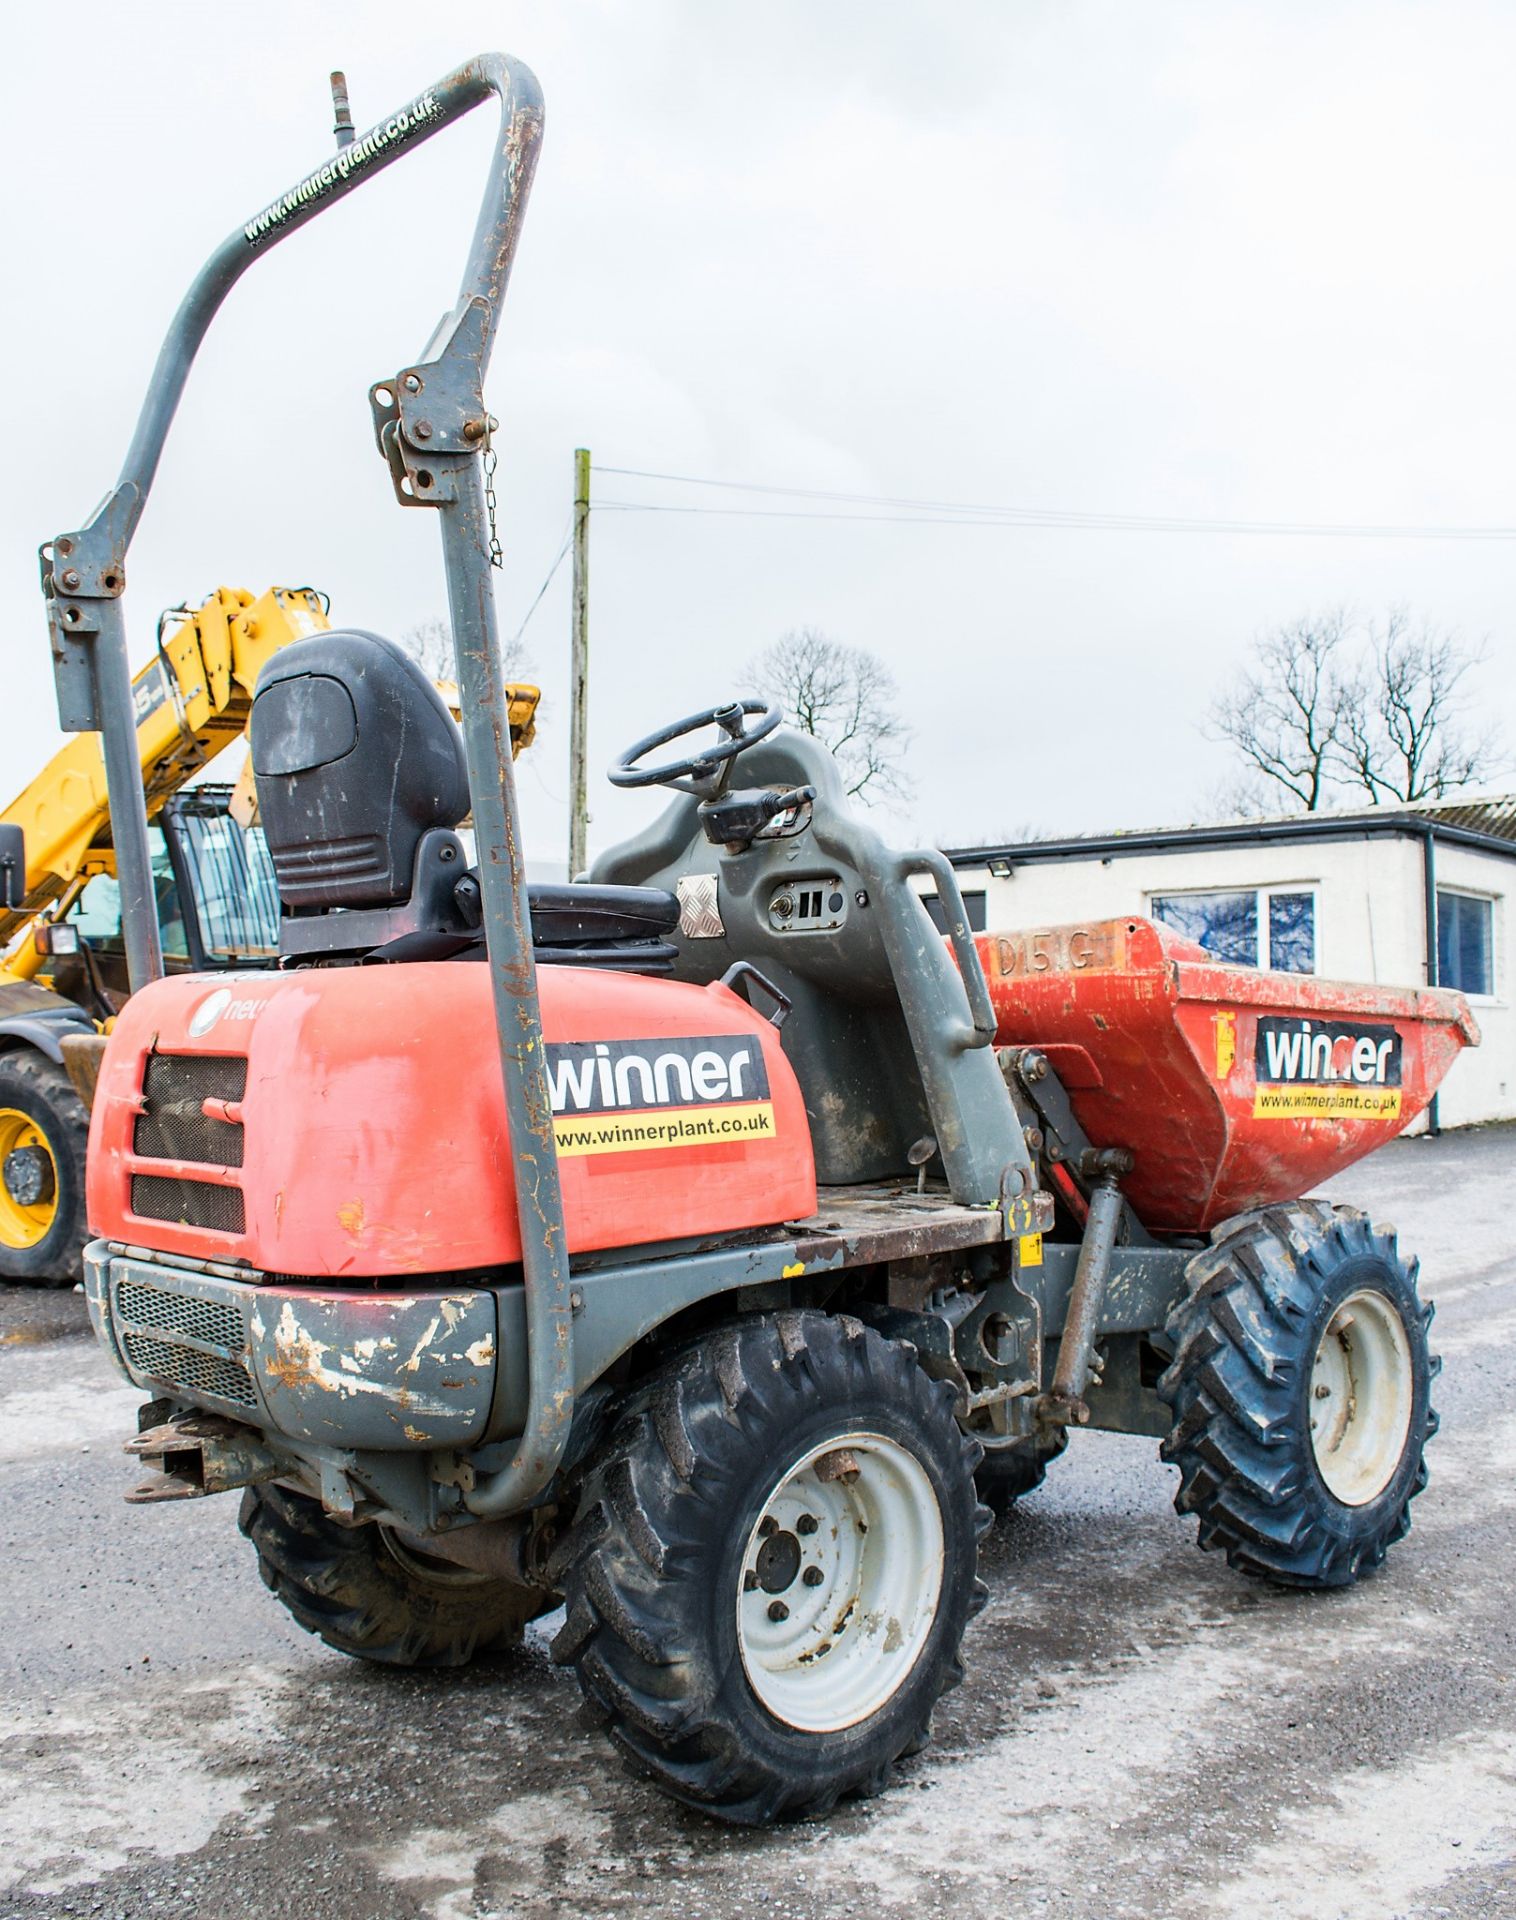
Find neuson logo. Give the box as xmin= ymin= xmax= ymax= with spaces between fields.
xmin=1255 ymin=1016 xmax=1402 ymax=1087
xmin=187 ymin=986 xmax=266 ymax=1038
xmin=546 ymin=1035 xmax=769 ymax=1114
xmin=188 ymin=988 xmax=232 ymax=1038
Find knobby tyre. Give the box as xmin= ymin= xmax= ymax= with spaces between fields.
xmin=550 ymin=1311 xmax=989 ymax=1824
xmin=975 ymin=1429 xmax=1068 ymax=1518
xmin=1158 ymin=1201 xmax=1437 ymax=1588
xmin=239 ymin=1482 xmax=546 ymax=1666
xmin=0 ymin=1051 xmax=89 ymax=1287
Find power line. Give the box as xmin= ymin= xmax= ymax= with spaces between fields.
xmin=591 ymin=465 xmax=1516 ymax=541
xmin=506 ymin=519 xmax=573 ymax=653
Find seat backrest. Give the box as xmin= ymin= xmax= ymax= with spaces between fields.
xmin=250 ymin=630 xmax=468 ymax=911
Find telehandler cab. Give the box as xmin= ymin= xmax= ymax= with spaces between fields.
xmin=56 ymin=55 xmax=1474 ymax=1824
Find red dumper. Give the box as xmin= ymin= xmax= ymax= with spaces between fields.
xmin=61 ymin=52 xmax=1478 ymax=1827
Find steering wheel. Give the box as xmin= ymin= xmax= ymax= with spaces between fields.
xmin=609 ymin=698 xmax=782 ymax=792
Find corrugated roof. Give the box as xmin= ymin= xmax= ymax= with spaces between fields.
xmin=946 ymin=792 xmax=1516 ymax=868
xmin=1411 ymin=793 xmax=1516 ymax=842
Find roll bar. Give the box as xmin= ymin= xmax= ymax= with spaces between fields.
xmin=40 ymin=53 xmax=573 ymax=1517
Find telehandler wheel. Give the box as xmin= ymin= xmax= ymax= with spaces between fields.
xmin=238 ymin=1484 xmax=545 ymax=1666
xmin=1158 ymin=1202 xmax=1437 ymax=1589
xmin=0 ymin=1052 xmax=89 ymax=1288
xmin=550 ymin=1312 xmax=989 ymax=1825
xmin=975 ymin=1431 xmax=1068 ymax=1518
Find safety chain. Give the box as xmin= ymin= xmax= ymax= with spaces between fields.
xmin=482 ymin=413 xmax=504 ymax=569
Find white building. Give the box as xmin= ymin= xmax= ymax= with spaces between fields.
xmin=931 ymin=795 xmax=1516 ymax=1131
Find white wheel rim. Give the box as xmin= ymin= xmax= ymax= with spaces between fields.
xmin=1309 ymin=1288 xmax=1415 ymax=1506
xmin=735 ymin=1429 xmax=945 ymax=1733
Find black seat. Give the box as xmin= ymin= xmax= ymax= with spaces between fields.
xmin=250 ymin=630 xmax=679 ymax=969
xmin=252 ymin=630 xmax=467 ymax=911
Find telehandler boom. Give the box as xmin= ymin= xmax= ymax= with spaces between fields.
xmin=57 ymin=54 xmax=1472 ymax=1827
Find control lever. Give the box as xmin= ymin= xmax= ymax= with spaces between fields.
xmin=699 ymin=785 xmax=815 ymax=851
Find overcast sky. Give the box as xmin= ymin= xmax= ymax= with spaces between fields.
xmin=3 ymin=1 xmax=1511 ymax=870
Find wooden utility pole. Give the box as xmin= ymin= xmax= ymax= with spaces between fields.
xmin=568 ymin=447 xmax=591 ymax=878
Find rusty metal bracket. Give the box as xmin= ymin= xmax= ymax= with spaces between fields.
xmin=367 ymin=302 xmax=492 ymax=509
xmin=38 ymin=484 xmax=162 ymax=990
xmin=1003 ymin=1047 xmax=1155 ymax=1250
xmin=392 ymin=298 xmax=493 ymax=452
xmin=124 ymin=1413 xmax=282 ymax=1503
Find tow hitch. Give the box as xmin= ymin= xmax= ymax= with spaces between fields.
xmin=124 ymin=1406 xmax=282 ymax=1504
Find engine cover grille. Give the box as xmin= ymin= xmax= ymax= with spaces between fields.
xmin=120 ymin=1330 xmax=257 ymax=1407
xmin=115 ymin=1277 xmax=244 ymax=1352
xmin=130 ymin=1174 xmax=246 ymax=1236
xmin=113 ymin=1271 xmax=257 ymax=1410
xmin=134 ymin=1053 xmax=247 ymax=1167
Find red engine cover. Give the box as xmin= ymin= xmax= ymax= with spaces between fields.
xmin=89 ymin=962 xmax=817 ymax=1276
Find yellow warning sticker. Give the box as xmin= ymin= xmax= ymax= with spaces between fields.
xmin=1005 ymin=1194 xmax=1040 ymax=1234
xmin=553 ymin=1100 xmax=777 ymax=1157
xmin=1253 ymin=1087 xmax=1402 ymax=1121
xmin=1214 ymin=1009 xmax=1237 ymax=1079
xmin=1018 ymin=1232 xmax=1044 ymax=1268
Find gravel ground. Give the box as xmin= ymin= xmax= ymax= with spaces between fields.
xmin=1 ymin=1126 xmax=1513 ymax=1919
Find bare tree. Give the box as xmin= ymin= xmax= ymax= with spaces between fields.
xmin=399 ymin=616 xmax=533 ymax=686
xmin=745 ymin=628 xmax=913 ymax=801
xmin=1209 ymin=608 xmax=1503 ymax=813
xmin=1207 ymin=611 xmax=1352 ymax=811
xmin=1339 ymin=610 xmax=1500 ymax=803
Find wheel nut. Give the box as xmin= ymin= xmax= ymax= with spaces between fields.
xmin=1315 ymin=1384 xmax=1331 ymax=1399
xmin=802 ymin=1566 xmax=824 ymax=1587
xmin=743 ymin=1569 xmax=758 ymax=1591
xmin=796 ymin=1513 xmax=818 ymax=1535
xmin=768 ymin=1600 xmax=789 ymax=1622
xmin=758 ymin=1515 xmax=778 ymax=1538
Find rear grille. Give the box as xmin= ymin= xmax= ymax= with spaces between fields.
xmin=120 ymin=1330 xmax=257 ymax=1407
xmin=134 ymin=1053 xmax=247 ymax=1167
xmin=130 ymin=1174 xmax=246 ymax=1235
xmin=116 ymin=1278 xmax=243 ymax=1351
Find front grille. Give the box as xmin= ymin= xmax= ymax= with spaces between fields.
xmin=116 ymin=1277 xmax=244 ymax=1351
xmin=130 ymin=1174 xmax=246 ymax=1235
xmin=134 ymin=1053 xmax=247 ymax=1167
xmin=120 ymin=1329 xmax=257 ymax=1407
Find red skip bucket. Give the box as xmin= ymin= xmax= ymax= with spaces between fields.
xmin=975 ymin=917 xmax=1479 ymax=1235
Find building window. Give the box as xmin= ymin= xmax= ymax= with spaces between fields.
xmin=1151 ymin=888 xmax=1315 ymax=972
xmin=1267 ymin=891 xmax=1316 ymax=973
xmin=921 ymin=890 xmax=987 ymax=933
xmin=1437 ymin=890 xmax=1494 ymax=997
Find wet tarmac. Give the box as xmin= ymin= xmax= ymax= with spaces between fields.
xmin=2 ymin=1127 xmax=1513 ymax=1918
